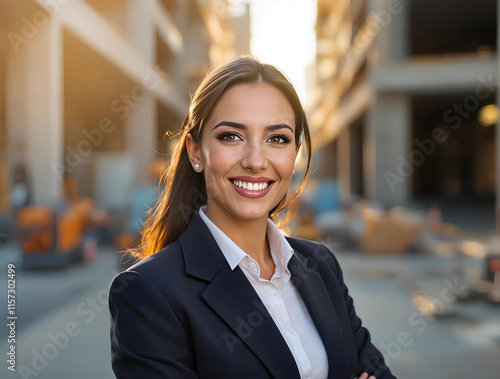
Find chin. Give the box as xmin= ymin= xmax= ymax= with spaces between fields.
xmin=229 ymin=203 xmax=272 ymax=221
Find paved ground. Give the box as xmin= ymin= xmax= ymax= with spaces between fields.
xmin=0 ymin=240 xmax=120 ymax=379
xmin=0 ymin=240 xmax=499 ymax=379
xmin=337 ymin=252 xmax=500 ymax=379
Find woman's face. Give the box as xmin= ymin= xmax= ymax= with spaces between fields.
xmin=188 ymin=83 xmax=300 ymax=224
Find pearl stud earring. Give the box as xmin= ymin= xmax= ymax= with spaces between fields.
xmin=194 ymin=163 xmax=200 ymax=172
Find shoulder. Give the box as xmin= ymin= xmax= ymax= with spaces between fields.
xmin=110 ymin=241 xmax=187 ymax=297
xmin=286 ymin=236 xmax=326 ymax=255
xmin=286 ymin=236 xmax=338 ymax=262
xmin=127 ymin=241 xmax=183 ymax=277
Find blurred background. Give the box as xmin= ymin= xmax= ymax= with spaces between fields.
xmin=0 ymin=0 xmax=499 ymax=378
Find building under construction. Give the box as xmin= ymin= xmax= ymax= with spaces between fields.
xmin=0 ymin=0 xmax=250 ymax=217
xmin=310 ymin=0 xmax=497 ymax=230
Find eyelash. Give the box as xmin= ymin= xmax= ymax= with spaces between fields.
xmin=215 ymin=132 xmax=292 ymax=144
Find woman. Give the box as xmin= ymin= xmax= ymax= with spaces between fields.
xmin=109 ymin=56 xmax=396 ymax=379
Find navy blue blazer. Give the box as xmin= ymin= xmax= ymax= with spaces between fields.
xmin=109 ymin=212 xmax=396 ymax=379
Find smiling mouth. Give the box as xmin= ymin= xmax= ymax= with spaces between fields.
xmin=229 ymin=179 xmax=273 ymax=191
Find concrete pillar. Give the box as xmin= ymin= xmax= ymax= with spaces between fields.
xmin=387 ymin=0 xmax=410 ymax=60
xmin=337 ymin=127 xmax=351 ymax=204
xmin=6 ymin=18 xmax=63 ymax=206
xmin=124 ymin=95 xmax=156 ymax=185
xmin=366 ymin=94 xmax=411 ymax=207
xmin=369 ymin=0 xmax=411 ymax=65
xmin=127 ymin=0 xmax=155 ymax=62
xmin=125 ymin=0 xmax=156 ymax=185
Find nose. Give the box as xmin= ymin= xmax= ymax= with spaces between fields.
xmin=241 ymin=141 xmax=268 ymax=172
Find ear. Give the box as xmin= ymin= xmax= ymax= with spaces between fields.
xmin=186 ymin=133 xmax=202 ymax=171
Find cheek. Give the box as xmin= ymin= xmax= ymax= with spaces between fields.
xmin=201 ymin=143 xmax=239 ymax=200
xmin=273 ymin=149 xmax=297 ymax=179
xmin=204 ymin=144 xmax=237 ymax=175
xmin=202 ymin=160 xmax=224 ymax=201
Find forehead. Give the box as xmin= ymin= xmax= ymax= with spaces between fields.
xmin=208 ymin=83 xmax=296 ymax=129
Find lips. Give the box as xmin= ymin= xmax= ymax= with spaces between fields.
xmin=229 ymin=176 xmax=274 ymax=189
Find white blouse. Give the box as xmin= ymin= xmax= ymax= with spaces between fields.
xmin=199 ymin=206 xmax=329 ymax=379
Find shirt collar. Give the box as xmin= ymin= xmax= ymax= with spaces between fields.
xmin=198 ymin=206 xmax=294 ymax=274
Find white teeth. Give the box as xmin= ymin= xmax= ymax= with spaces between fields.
xmin=231 ymin=180 xmax=270 ymax=191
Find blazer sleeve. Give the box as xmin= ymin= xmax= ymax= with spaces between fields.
xmin=108 ymin=270 xmax=198 ymax=379
xmin=325 ymin=245 xmax=396 ymax=379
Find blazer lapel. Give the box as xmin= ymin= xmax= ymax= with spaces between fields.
xmin=202 ymin=266 xmax=301 ymax=379
xmin=179 ymin=213 xmax=300 ymax=379
xmin=288 ymin=252 xmax=350 ymax=379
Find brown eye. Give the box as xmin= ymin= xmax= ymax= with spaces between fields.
xmin=267 ymin=134 xmax=291 ymax=144
xmin=216 ymin=132 xmax=242 ymax=142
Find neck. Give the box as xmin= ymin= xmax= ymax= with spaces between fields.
xmin=204 ymin=207 xmax=271 ymax=264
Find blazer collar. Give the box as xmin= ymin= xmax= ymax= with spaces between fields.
xmin=178 ymin=212 xmax=228 ymax=282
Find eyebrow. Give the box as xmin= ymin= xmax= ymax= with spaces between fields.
xmin=212 ymin=121 xmax=294 ymax=134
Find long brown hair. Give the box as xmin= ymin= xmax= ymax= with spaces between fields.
xmin=130 ymin=55 xmax=312 ymax=261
